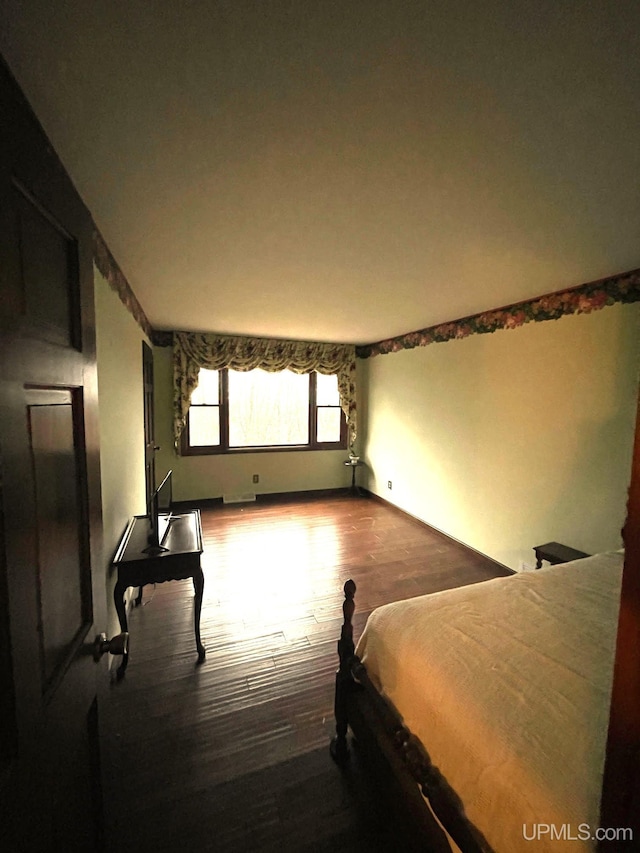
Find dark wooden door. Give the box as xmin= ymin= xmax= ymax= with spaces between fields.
xmin=599 ymin=385 xmax=640 ymax=844
xmin=0 ymin=58 xmax=109 ymax=850
xmin=142 ymin=340 xmax=156 ymax=505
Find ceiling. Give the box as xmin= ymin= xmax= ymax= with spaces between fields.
xmin=1 ymin=1 xmax=639 ymax=345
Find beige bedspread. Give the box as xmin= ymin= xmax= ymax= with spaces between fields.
xmin=355 ymin=551 xmax=623 ymax=853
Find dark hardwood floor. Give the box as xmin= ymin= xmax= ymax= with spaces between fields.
xmin=103 ymin=493 xmax=511 ymax=852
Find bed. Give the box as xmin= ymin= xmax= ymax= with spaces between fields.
xmin=330 ymin=551 xmax=624 ymax=853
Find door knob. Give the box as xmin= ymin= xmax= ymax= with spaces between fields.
xmin=93 ymin=632 xmax=129 ymax=662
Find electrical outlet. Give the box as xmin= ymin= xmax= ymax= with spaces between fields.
xmin=252 ymin=474 xmax=259 ymax=484
xmin=519 ymin=560 xmax=535 ymax=572
xmin=387 ymin=480 xmax=392 ymax=490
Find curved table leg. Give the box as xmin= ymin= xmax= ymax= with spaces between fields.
xmin=113 ymin=579 xmax=130 ymax=679
xmin=193 ymin=567 xmax=206 ymax=663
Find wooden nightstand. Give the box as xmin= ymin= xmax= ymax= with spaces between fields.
xmin=533 ymin=541 xmax=590 ymax=569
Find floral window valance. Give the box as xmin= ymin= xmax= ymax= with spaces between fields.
xmin=173 ymin=331 xmax=357 ymax=450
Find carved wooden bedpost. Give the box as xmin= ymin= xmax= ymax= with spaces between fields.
xmin=330 ymin=578 xmax=356 ymax=763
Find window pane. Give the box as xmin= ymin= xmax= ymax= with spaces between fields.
xmin=189 ymin=406 xmax=220 ymax=446
xmin=317 ymin=406 xmax=342 ymax=443
xmin=228 ymin=369 xmax=309 ymax=447
xmin=316 ymin=372 xmax=340 ymax=405
xmin=191 ymin=369 xmax=219 ymax=405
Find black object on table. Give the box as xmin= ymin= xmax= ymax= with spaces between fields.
xmin=112 ymin=509 xmax=205 ymax=678
xmin=533 ymin=541 xmax=590 ymax=569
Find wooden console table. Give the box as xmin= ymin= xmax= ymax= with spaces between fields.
xmin=112 ymin=509 xmax=205 ymax=678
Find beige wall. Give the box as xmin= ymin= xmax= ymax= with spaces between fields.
xmin=152 ymin=345 xmax=353 ymax=501
xmin=362 ymin=303 xmax=640 ymax=571
xmin=94 ymin=267 xmax=148 ymax=639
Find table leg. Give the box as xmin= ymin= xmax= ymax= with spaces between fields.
xmin=113 ymin=579 xmax=130 ymax=679
xmin=351 ymin=465 xmax=363 ymax=496
xmin=193 ymin=567 xmax=206 ymax=663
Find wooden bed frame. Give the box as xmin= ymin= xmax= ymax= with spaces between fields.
xmin=330 ymin=579 xmax=492 ymax=852
xmin=330 ymin=391 xmax=640 ymax=852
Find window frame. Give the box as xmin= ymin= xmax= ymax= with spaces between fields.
xmin=182 ymin=368 xmax=347 ymax=455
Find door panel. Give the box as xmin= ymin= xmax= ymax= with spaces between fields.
xmin=28 ymin=389 xmax=92 ymax=692
xmin=0 ymin=57 xmax=108 ymax=851
xmin=13 ymin=181 xmax=80 ymax=348
xmin=143 ymin=340 xmax=156 ymax=503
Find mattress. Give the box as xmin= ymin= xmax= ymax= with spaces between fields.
xmin=355 ymin=551 xmax=623 ymax=853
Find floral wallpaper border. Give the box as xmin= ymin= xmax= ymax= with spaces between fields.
xmin=92 ymin=226 xmax=154 ymax=342
xmin=92 ymin=230 xmax=640 ymax=362
xmin=355 ymin=268 xmax=640 ymax=359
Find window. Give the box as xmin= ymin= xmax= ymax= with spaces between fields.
xmin=184 ymin=368 xmax=347 ymax=454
